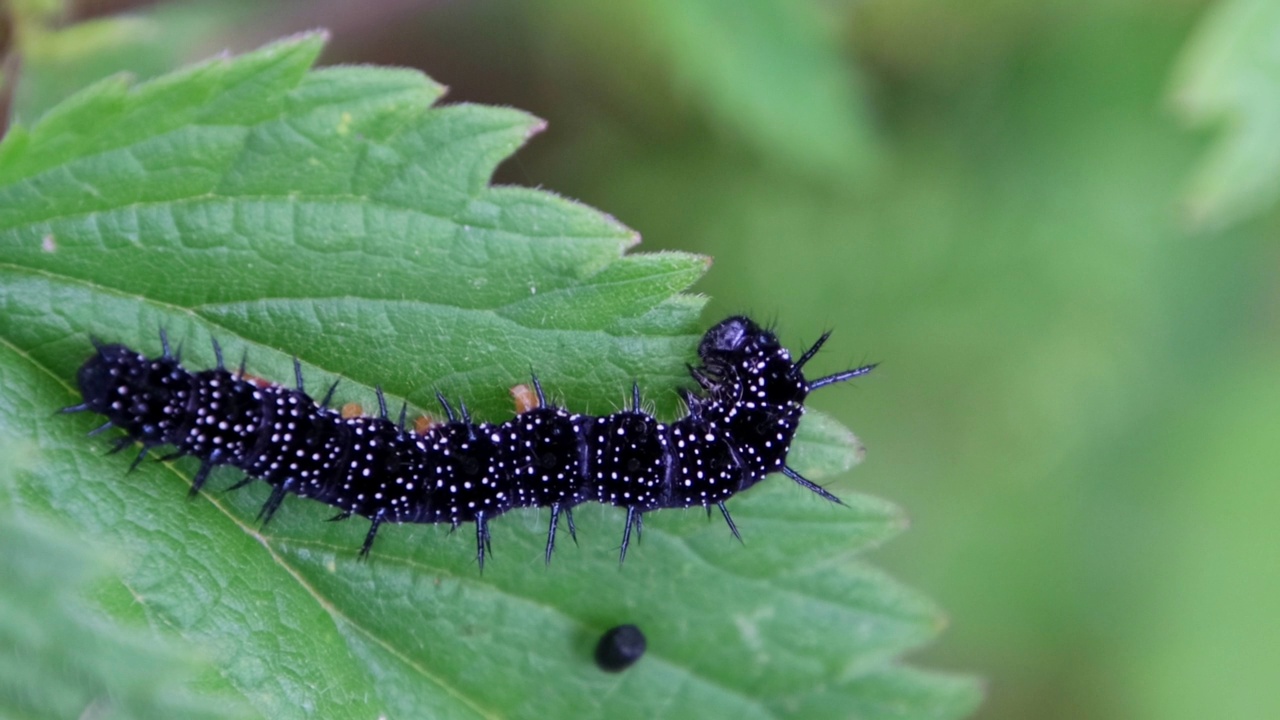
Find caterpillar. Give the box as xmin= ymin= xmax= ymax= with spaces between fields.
xmin=65 ymin=316 xmax=874 ymax=568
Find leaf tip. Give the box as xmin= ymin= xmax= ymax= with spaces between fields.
xmin=525 ymin=115 xmax=549 ymax=141
xmin=279 ymin=27 xmax=332 ymax=49
xmin=622 ymin=228 xmax=642 ymax=250
xmin=242 ymin=28 xmax=330 ymax=70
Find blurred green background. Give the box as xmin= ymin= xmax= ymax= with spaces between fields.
xmin=8 ymin=0 xmax=1279 ymax=718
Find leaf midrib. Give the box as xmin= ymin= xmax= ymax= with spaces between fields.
xmin=0 ymin=190 xmax=621 ymax=240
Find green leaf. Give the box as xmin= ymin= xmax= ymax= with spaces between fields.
xmin=0 ymin=34 xmax=968 ymax=719
xmin=0 ymin=438 xmax=245 ymax=720
xmin=779 ymin=664 xmax=984 ymax=719
xmin=1171 ymin=0 xmax=1280 ymax=228
xmin=642 ymin=0 xmax=876 ymax=179
xmin=542 ymin=0 xmax=876 ymax=180
xmin=11 ymin=1 xmax=250 ymax=124
xmin=790 ymin=408 xmax=866 ymax=477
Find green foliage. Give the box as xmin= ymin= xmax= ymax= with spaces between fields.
xmin=12 ymin=1 xmax=250 ymax=124
xmin=0 ymin=34 xmax=972 ymax=720
xmin=539 ymin=0 xmax=874 ymax=180
xmin=637 ymin=0 xmax=874 ymax=179
xmin=1172 ymin=0 xmax=1280 ymax=228
xmin=0 ymin=439 xmax=244 ymax=720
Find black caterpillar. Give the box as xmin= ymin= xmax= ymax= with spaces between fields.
xmin=65 ymin=316 xmax=874 ymax=568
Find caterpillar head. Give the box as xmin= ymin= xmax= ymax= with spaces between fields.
xmin=696 ymin=315 xmax=807 ymax=413
xmin=698 ymin=316 xmax=779 ymax=366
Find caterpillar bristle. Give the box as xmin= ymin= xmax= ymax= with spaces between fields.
xmin=189 ymin=460 xmax=215 ymax=498
xmin=781 ymin=465 xmax=845 ymax=505
xmin=359 ymin=514 xmax=384 ymax=560
xmin=718 ymin=501 xmax=743 ymax=544
xmin=87 ymin=421 xmax=114 ymax=436
xmin=320 ymin=380 xmax=340 ymax=409
xmin=435 ymin=392 xmax=456 ymax=423
xmin=211 ymin=337 xmax=224 ymax=370
xmin=808 ymin=363 xmax=878 ymax=391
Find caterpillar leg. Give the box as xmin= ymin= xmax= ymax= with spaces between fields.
xmin=687 ymin=363 xmax=714 ymax=391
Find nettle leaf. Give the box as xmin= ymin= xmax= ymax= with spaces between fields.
xmin=0 ymin=34 xmax=975 ymax=719
xmin=1171 ymin=0 xmax=1280 ymax=228
xmin=0 ymin=438 xmax=245 ymax=720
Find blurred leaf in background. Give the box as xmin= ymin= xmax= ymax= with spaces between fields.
xmin=8 ymin=0 xmax=250 ymax=123
xmin=533 ymin=0 xmax=876 ymax=181
xmin=1171 ymin=0 xmax=1280 ymax=229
